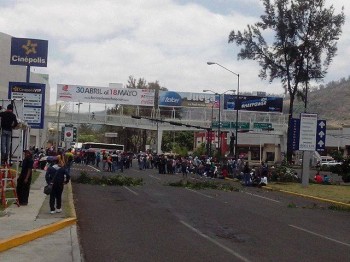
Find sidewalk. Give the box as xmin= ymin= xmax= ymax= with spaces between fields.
xmin=0 ymin=170 xmax=81 ymax=262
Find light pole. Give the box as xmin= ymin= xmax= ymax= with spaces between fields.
xmin=203 ymin=89 xmax=235 ymax=162
xmin=76 ymin=102 xmax=82 ymax=145
xmin=207 ymin=62 xmax=240 ymax=160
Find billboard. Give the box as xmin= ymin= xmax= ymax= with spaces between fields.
xmin=57 ymin=84 xmax=155 ymax=106
xmin=223 ymin=94 xmax=283 ymax=112
xmin=8 ymin=82 xmax=46 ymax=129
xmin=158 ymin=91 xmax=283 ymax=112
xmin=158 ymin=91 xmax=218 ymax=108
xmin=10 ymin=37 xmax=48 ymax=67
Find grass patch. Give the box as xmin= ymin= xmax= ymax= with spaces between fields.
xmin=267 ymin=182 xmax=350 ymax=204
xmin=168 ymin=179 xmax=242 ymax=192
xmin=72 ymin=172 xmax=143 ymax=186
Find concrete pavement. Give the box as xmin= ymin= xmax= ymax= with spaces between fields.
xmin=0 ymin=170 xmax=81 ymax=262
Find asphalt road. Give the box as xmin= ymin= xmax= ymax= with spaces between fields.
xmin=71 ymin=162 xmax=350 ymax=262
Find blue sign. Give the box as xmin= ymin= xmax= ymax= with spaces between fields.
xmin=223 ymin=94 xmax=283 ymax=112
xmin=289 ymin=118 xmax=326 ymax=152
xmin=289 ymin=118 xmax=300 ymax=151
xmin=316 ymin=120 xmax=326 ymax=152
xmin=10 ymin=37 xmax=48 ymax=67
xmin=8 ymin=82 xmax=46 ymax=129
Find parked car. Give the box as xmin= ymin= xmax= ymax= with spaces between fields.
xmin=321 ymin=159 xmax=342 ymax=167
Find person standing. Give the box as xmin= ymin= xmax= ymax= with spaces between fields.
xmin=45 ymin=156 xmax=70 ymax=214
xmin=17 ymin=150 xmax=34 ymax=206
xmin=64 ymin=148 xmax=74 ymax=175
xmin=0 ymin=104 xmax=18 ymax=163
xmin=243 ymin=161 xmax=251 ymax=186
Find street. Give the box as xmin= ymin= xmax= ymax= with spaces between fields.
xmin=71 ymin=162 xmax=350 ymax=262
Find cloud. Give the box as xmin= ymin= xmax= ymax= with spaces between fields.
xmin=0 ymin=0 xmax=348 ymax=104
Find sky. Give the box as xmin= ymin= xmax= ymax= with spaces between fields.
xmin=0 ymin=0 xmax=348 ymax=106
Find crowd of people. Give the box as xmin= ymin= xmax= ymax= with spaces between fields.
xmin=15 ymin=145 xmax=274 ymax=211
xmin=135 ymin=153 xmax=270 ymax=186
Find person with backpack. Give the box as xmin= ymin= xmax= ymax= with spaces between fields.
xmin=45 ymin=155 xmax=70 ymax=214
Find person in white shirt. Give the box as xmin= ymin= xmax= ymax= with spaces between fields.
xmin=259 ymin=176 xmax=268 ymax=187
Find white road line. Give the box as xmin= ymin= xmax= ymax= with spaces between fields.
xmin=180 ymin=221 xmax=251 ymax=262
xmin=87 ymin=165 xmax=101 ymax=172
xmin=289 ymin=224 xmax=350 ymax=247
xmin=123 ymin=186 xmax=139 ymax=195
xmin=186 ymin=188 xmax=214 ymax=199
xmin=245 ymin=192 xmax=281 ymax=203
xmin=149 ymin=175 xmax=161 ymax=180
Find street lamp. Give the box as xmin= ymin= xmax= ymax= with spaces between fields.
xmin=207 ymin=62 xmax=239 ymax=160
xmin=203 ymin=89 xmax=235 ymax=162
xmin=207 ymin=62 xmax=240 ymax=160
xmin=76 ymin=102 xmax=82 ymax=145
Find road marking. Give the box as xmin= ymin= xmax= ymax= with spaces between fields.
xmin=88 ymin=165 xmax=101 ymax=172
xmin=186 ymin=188 xmax=213 ymax=199
xmin=180 ymin=221 xmax=251 ymax=262
xmin=245 ymin=192 xmax=280 ymax=203
xmin=149 ymin=175 xmax=161 ymax=180
xmin=289 ymin=225 xmax=350 ymax=247
xmin=123 ymin=186 xmax=138 ymax=196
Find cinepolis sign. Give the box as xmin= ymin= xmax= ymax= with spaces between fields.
xmin=10 ymin=37 xmax=48 ymax=67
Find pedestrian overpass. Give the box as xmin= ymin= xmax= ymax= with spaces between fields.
xmin=45 ymin=107 xmax=289 ymax=161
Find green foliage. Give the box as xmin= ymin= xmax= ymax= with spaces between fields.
xmin=287 ymin=203 xmax=297 ymax=208
xmin=193 ymin=143 xmax=207 ymax=157
xmin=73 ymin=171 xmax=143 ymax=186
xmin=162 ymin=131 xmax=194 ymax=153
xmin=228 ymin=0 xmax=345 ymax=161
xmin=328 ymin=205 xmax=350 ymax=212
xmin=168 ymin=179 xmax=241 ymax=192
xmin=330 ymin=157 xmax=350 ymax=182
xmin=271 ymin=161 xmax=300 ymax=182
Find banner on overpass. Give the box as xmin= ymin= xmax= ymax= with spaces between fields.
xmin=223 ymin=94 xmax=283 ymax=112
xmin=57 ymin=84 xmax=155 ymax=106
xmin=158 ymin=91 xmax=217 ymax=108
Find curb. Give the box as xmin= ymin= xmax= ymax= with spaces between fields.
xmin=224 ymin=177 xmax=350 ymax=208
xmin=264 ymin=186 xmax=350 ymax=208
xmin=0 ymin=217 xmax=76 ymax=252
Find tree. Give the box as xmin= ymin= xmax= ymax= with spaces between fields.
xmin=228 ymin=0 xmax=344 ymax=161
xmin=162 ymin=130 xmax=194 ymax=154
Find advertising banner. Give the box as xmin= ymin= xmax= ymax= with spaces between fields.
xmin=8 ymin=82 xmax=46 ymax=129
xmin=223 ymin=94 xmax=283 ymax=112
xmin=158 ymin=91 xmax=218 ymax=108
xmin=10 ymin=37 xmax=48 ymax=67
xmin=57 ymin=84 xmax=155 ymax=106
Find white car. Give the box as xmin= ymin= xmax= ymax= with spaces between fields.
xmin=321 ymin=160 xmax=342 ymax=166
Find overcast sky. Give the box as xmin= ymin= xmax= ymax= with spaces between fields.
xmin=0 ymin=0 xmax=348 ymax=105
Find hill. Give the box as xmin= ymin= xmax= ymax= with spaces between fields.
xmin=283 ymin=77 xmax=350 ymax=128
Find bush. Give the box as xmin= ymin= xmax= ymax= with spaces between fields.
xmin=270 ymin=161 xmax=300 ymax=182
xmin=168 ymin=180 xmax=241 ymax=192
xmin=72 ymin=172 xmax=143 ymax=186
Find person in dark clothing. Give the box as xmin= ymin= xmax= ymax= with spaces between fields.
xmin=17 ymin=150 xmax=33 ymax=205
xmin=45 ymin=156 xmax=70 ymax=214
xmin=243 ymin=161 xmax=251 ymax=186
xmin=0 ymin=104 xmax=18 ymax=163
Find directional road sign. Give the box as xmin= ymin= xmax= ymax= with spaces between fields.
xmin=299 ymin=113 xmax=318 ymax=151
xmin=253 ymin=122 xmax=272 ymax=129
xmin=316 ymin=120 xmax=326 ymax=151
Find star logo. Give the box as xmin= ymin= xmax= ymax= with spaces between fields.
xmin=22 ymin=40 xmax=37 ymax=55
